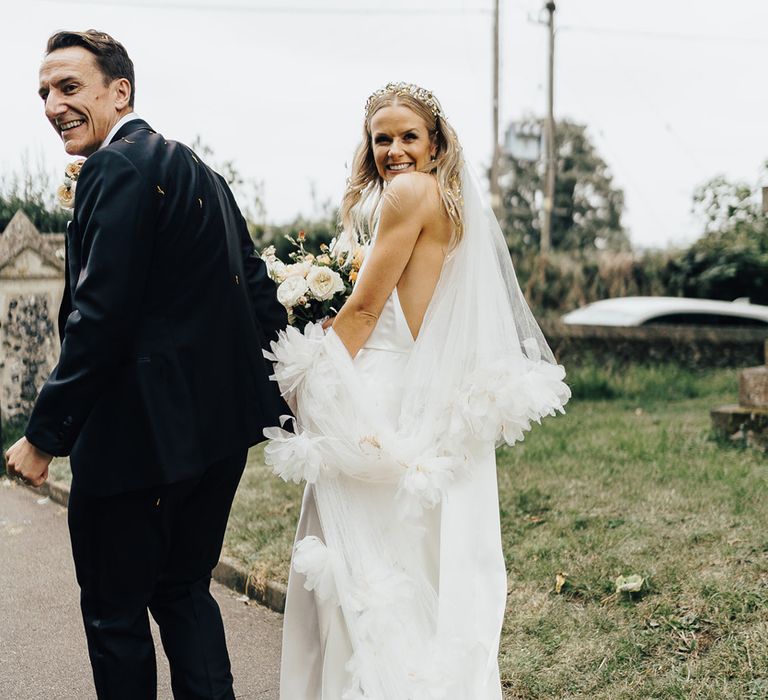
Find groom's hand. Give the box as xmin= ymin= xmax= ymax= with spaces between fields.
xmin=4 ymin=437 xmax=52 ymax=487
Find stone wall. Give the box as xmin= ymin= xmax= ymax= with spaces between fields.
xmin=0 ymin=210 xmax=65 ymax=433
xmin=541 ymin=321 xmax=768 ymax=369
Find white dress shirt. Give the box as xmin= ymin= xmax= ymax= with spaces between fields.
xmin=100 ymin=112 xmax=142 ymax=150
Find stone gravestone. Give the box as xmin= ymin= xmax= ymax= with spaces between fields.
xmin=711 ymin=188 xmax=768 ymax=450
xmin=711 ymin=344 xmax=768 ymax=451
xmin=0 ymin=210 xmax=65 ymax=437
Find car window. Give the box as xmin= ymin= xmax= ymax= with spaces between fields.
xmin=642 ymin=313 xmax=768 ymax=327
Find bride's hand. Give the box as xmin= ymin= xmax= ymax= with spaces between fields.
xmin=322 ymin=316 xmax=335 ymax=331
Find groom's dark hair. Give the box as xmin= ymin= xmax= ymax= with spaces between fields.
xmin=46 ymin=30 xmax=136 ymax=107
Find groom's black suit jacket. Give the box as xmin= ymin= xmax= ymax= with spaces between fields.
xmin=26 ymin=119 xmax=287 ymax=497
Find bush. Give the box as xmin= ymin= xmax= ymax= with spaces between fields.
xmin=1 ymin=415 xmax=26 ymax=455
xmin=669 ymin=225 xmax=768 ymax=305
xmin=252 ymin=216 xmax=337 ymax=261
xmin=515 ymin=248 xmax=681 ymax=317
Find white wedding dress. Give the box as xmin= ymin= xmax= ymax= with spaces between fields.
xmin=266 ymin=165 xmax=571 ymax=699
xmin=280 ymin=282 xmax=456 ymax=698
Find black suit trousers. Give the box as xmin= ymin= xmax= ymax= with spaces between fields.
xmin=67 ymin=449 xmax=248 ymax=700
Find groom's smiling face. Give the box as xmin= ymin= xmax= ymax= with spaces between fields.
xmin=38 ymin=46 xmax=131 ymax=157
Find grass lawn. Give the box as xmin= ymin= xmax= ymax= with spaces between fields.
xmin=495 ymin=366 xmax=767 ymax=699
xmin=226 ymin=364 xmax=768 ymax=699
xmin=15 ymin=363 xmax=768 ymax=698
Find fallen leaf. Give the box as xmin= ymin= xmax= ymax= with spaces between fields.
xmin=615 ymin=574 xmax=645 ymax=594
xmin=554 ymin=572 xmax=568 ymax=594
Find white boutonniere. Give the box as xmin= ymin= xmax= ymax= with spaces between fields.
xmin=56 ymin=159 xmax=86 ymax=209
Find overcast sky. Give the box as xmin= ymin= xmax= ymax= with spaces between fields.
xmin=2 ymin=0 xmax=766 ymax=248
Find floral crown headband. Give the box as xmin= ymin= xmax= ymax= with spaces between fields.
xmin=365 ymin=82 xmax=444 ymax=122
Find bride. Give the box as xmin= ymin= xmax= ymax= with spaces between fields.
xmin=265 ymin=83 xmax=571 ymax=699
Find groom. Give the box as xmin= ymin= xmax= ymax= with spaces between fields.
xmin=4 ymin=30 xmax=287 ymax=699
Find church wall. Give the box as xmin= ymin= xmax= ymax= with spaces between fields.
xmin=0 ymin=211 xmax=65 ymax=439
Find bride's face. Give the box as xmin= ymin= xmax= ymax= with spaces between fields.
xmin=369 ymin=103 xmax=437 ymax=181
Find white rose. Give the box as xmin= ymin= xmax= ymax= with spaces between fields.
xmin=277 ymin=276 xmax=309 ymax=308
xmin=271 ymin=260 xmax=288 ymax=282
xmin=260 ymin=247 xmax=288 ymax=281
xmin=306 ymin=266 xmax=345 ymax=301
xmin=65 ymin=159 xmax=85 ymax=181
xmin=283 ymin=261 xmax=311 ymax=278
xmin=57 ymin=183 xmax=75 ymax=209
xmin=260 ymin=245 xmax=277 ymax=263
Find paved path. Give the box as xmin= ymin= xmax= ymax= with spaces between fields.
xmin=0 ymin=478 xmax=283 ymax=700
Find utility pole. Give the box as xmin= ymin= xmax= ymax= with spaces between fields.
xmin=489 ymin=0 xmax=502 ymax=217
xmin=541 ymin=1 xmax=556 ymax=254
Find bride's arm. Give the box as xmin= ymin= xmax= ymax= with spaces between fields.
xmin=331 ymin=173 xmax=430 ymax=358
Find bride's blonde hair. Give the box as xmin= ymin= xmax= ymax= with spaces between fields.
xmin=338 ymin=82 xmax=464 ymax=251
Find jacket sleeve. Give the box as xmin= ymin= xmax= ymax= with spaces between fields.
xmin=25 ymin=149 xmax=156 ymax=455
xmin=240 ymin=218 xmax=288 ymax=346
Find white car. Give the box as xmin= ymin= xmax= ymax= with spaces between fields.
xmin=561 ymin=296 xmax=768 ymax=327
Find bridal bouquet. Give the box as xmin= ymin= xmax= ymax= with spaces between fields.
xmin=261 ymin=231 xmax=363 ymax=330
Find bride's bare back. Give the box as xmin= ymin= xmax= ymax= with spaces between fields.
xmin=332 ymin=171 xmax=453 ymax=355
xmin=394 ymin=175 xmax=453 ymax=340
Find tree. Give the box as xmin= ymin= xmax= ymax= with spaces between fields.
xmin=253 ymin=187 xmax=338 ymax=260
xmin=691 ymin=171 xmax=764 ymax=235
xmin=669 ymin=165 xmax=768 ymax=304
xmin=499 ymin=118 xmax=629 ymax=254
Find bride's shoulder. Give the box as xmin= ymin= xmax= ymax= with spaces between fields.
xmin=382 ymin=172 xmax=440 ymax=212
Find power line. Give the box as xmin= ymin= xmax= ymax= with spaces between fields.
xmin=559 ymin=24 xmax=768 ymax=45
xmin=39 ymin=0 xmax=493 ymax=15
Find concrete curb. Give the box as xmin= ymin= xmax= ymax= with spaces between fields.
xmin=27 ymin=478 xmax=288 ymax=615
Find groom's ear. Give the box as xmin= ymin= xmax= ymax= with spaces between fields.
xmin=113 ymin=77 xmax=132 ymax=111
